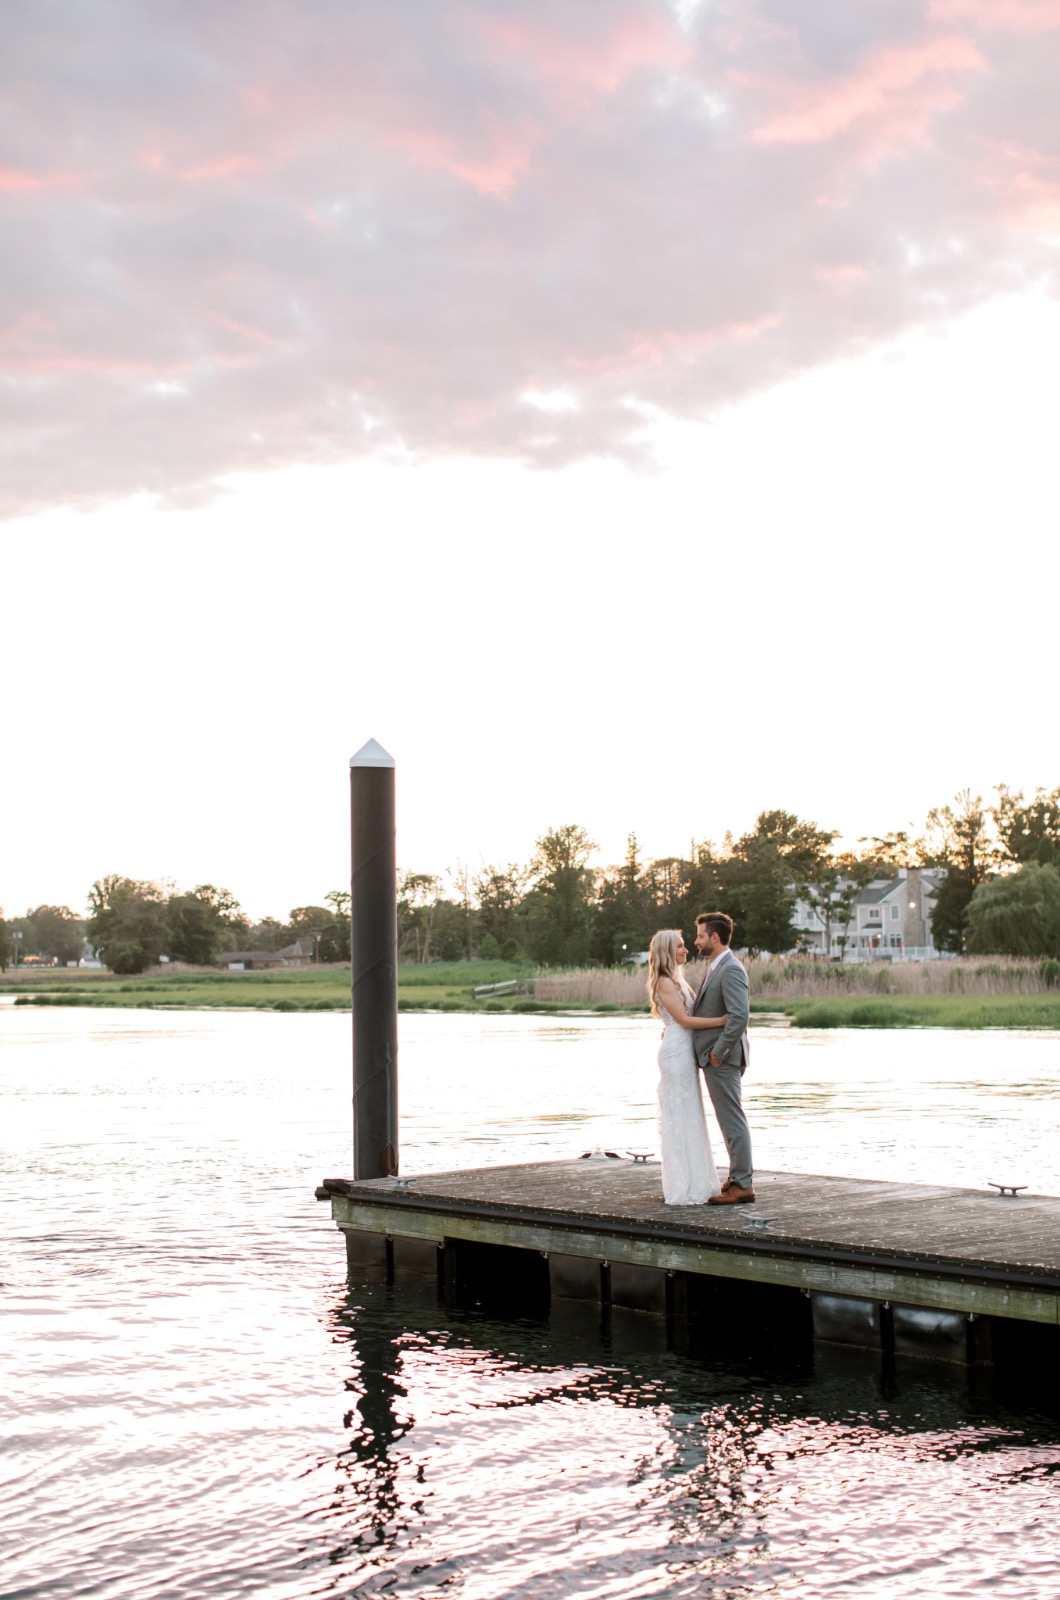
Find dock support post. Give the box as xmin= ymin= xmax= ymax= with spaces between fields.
xmin=350 ymin=739 xmax=399 ymax=1179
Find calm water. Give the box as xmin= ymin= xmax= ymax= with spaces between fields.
xmin=3 ymin=1007 xmax=1060 ymax=1599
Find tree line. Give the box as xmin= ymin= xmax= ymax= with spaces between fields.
xmin=0 ymin=882 xmax=354 ymax=975
xmin=401 ymin=785 xmax=1060 ymax=965
xmin=2 ymin=784 xmax=1059 ymax=974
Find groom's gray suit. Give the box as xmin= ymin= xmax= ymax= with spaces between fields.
xmin=691 ymin=949 xmax=754 ymax=1190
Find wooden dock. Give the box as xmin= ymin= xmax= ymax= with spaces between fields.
xmin=320 ymin=1159 xmax=1060 ymax=1364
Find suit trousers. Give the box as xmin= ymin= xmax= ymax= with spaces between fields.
xmin=702 ymin=1061 xmax=753 ymax=1189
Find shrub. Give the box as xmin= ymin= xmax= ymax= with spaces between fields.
xmin=792 ymin=1001 xmax=920 ymax=1028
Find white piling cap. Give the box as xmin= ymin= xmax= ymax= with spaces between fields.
xmin=350 ymin=738 xmax=395 ymax=768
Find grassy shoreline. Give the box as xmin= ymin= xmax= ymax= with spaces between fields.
xmin=754 ymin=995 xmax=1060 ymax=1029
xmin=4 ymin=962 xmax=1060 ymax=1028
xmin=1 ymin=962 xmax=610 ymax=1017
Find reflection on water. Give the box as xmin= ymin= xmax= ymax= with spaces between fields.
xmin=2 ymin=1006 xmax=1060 ymax=1600
xmin=319 ymin=1281 xmax=1060 ymax=1599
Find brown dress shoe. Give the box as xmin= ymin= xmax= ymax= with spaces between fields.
xmin=708 ymin=1185 xmax=756 ymax=1205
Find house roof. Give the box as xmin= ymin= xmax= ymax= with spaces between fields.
xmin=860 ymin=869 xmax=946 ymax=906
xmin=858 ymin=881 xmax=900 ymax=905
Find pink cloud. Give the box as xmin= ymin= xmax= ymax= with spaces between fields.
xmin=477 ymin=9 xmax=687 ymax=100
xmin=0 ymin=312 xmax=174 ymax=374
xmin=0 ymin=165 xmax=76 ymax=193
xmin=815 ymin=263 xmax=870 ymax=285
xmin=2 ymin=1 xmax=1060 ymax=516
xmin=178 ymin=155 xmax=263 ymax=183
xmin=384 ymin=119 xmax=540 ymax=197
xmin=1004 ymin=168 xmax=1060 ymax=226
xmin=979 ymin=139 xmax=1060 ymax=229
xmin=928 ymin=0 xmax=1060 ymax=32
xmin=749 ymin=35 xmax=986 ymax=145
xmin=620 ymin=315 xmax=781 ymax=371
xmin=207 ymin=311 xmax=283 ymax=349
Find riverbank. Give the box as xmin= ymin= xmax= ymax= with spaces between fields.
xmin=4 ymin=962 xmax=1060 ymax=1027
xmin=0 ymin=961 xmax=594 ymax=1016
xmin=760 ymin=994 xmax=1060 ymax=1028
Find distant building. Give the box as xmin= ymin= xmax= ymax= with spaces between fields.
xmin=793 ymin=867 xmax=947 ymax=961
xmin=217 ymin=939 xmax=315 ymax=972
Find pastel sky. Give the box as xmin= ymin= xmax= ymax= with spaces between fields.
xmin=2 ymin=0 xmax=1058 ymax=919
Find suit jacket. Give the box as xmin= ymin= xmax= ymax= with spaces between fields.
xmin=691 ymin=950 xmax=750 ymax=1073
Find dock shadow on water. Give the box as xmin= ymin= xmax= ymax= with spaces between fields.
xmin=315 ymin=1266 xmax=1060 ymax=1600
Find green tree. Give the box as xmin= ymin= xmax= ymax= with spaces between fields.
xmin=245 ymin=916 xmax=291 ymax=951
xmin=923 ymin=791 xmax=998 ymax=953
xmin=798 ymin=853 xmax=876 ymax=962
xmin=87 ymin=876 xmax=169 ymax=974
xmin=523 ymin=824 xmax=597 ymax=966
xmin=636 ymin=840 xmax=727 ymax=952
xmin=397 ymin=872 xmax=444 ymax=962
xmin=325 ymin=889 xmax=351 ymax=920
xmin=966 ymin=864 xmax=1060 ymax=958
xmin=859 ymin=830 xmax=926 ymax=873
xmin=287 ymin=905 xmax=331 ymax=940
xmin=0 ymin=913 xmax=13 ymax=971
xmin=21 ymin=905 xmax=85 ymax=965
xmin=723 ymin=811 xmax=837 ymax=954
xmin=590 ymin=834 xmax=653 ymax=964
xmin=166 ymin=885 xmax=243 ymax=966
xmin=678 ymin=840 xmax=726 ymax=932
xmin=474 ymin=864 xmax=527 ymax=948
xmin=994 ymin=784 xmax=1060 ymax=868
xmin=318 ymin=889 xmax=352 ymax=963
xmin=166 ymin=894 xmax=224 ymax=965
xmin=423 ymin=898 xmax=469 ymax=961
xmin=447 ymin=862 xmax=477 ymax=962
xmin=643 ymin=854 xmax=689 ymax=921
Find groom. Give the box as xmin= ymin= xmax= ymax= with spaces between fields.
xmin=691 ymin=912 xmax=755 ymax=1204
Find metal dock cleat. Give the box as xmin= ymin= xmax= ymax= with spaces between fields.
xmin=626 ymin=1150 xmax=655 ymax=1163
xmin=988 ymin=1182 xmax=1027 ymax=1197
xmin=742 ymin=1216 xmax=778 ymax=1230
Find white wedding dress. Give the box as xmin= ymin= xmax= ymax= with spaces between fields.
xmin=657 ymin=976 xmax=720 ymax=1205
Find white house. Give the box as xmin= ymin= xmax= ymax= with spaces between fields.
xmin=793 ymin=867 xmax=947 ymax=961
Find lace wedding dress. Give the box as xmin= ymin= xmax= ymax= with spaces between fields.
xmin=658 ymin=977 xmax=720 ymax=1205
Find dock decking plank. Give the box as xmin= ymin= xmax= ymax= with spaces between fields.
xmin=325 ymin=1161 xmax=1060 ymax=1324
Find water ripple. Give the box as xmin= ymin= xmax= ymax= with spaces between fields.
xmin=2 ymin=1009 xmax=1060 ymax=1599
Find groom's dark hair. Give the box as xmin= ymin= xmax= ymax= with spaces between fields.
xmin=697 ymin=912 xmax=734 ymax=946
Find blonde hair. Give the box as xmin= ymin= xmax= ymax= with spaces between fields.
xmin=647 ymin=928 xmax=685 ymax=1019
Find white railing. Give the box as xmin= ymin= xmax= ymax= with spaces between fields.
xmin=838 ymin=945 xmax=948 ymax=964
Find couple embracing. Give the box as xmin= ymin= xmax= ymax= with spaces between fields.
xmin=648 ymin=912 xmax=755 ymax=1207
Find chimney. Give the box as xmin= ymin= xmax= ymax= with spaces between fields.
xmin=904 ymin=866 xmax=926 ymax=950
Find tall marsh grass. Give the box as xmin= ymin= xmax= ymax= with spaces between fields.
xmin=534 ymin=956 xmax=1060 ymax=1007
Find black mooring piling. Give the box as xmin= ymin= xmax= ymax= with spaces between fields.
xmin=350 ymin=738 xmax=398 ymax=1179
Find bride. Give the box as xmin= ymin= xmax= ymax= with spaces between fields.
xmin=648 ymin=929 xmax=726 ymax=1205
